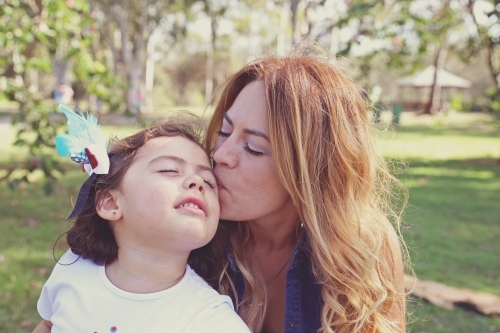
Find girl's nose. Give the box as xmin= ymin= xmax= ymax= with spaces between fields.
xmin=185 ymin=174 xmax=205 ymax=193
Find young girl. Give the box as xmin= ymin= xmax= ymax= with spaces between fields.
xmin=33 ymin=107 xmax=250 ymax=333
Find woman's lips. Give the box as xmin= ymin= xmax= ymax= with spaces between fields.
xmin=215 ymin=177 xmax=227 ymax=191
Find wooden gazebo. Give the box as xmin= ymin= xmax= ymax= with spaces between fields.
xmin=395 ymin=65 xmax=471 ymax=112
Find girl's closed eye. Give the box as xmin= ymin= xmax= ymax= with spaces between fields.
xmin=159 ymin=168 xmax=180 ymax=173
xmin=203 ymin=178 xmax=216 ymax=189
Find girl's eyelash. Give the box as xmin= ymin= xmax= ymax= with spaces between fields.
xmin=158 ymin=169 xmax=215 ymax=188
xmin=204 ymin=179 xmax=216 ymax=189
xmin=159 ymin=168 xmax=179 ymax=173
xmin=244 ymin=145 xmax=264 ymax=156
xmin=216 ymin=130 xmax=230 ymax=137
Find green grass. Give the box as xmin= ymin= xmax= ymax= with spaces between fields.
xmin=408 ymin=296 xmax=500 ymax=333
xmin=402 ymin=159 xmax=500 ymax=297
xmin=0 ymin=110 xmax=499 ymax=332
xmin=0 ymin=170 xmax=87 ymax=331
xmin=376 ymin=111 xmax=500 ymax=333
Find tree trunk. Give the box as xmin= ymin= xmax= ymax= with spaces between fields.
xmin=144 ymin=37 xmax=155 ymax=112
xmin=423 ymin=44 xmax=447 ymax=115
xmin=486 ymin=36 xmax=500 ymax=91
xmin=204 ymin=12 xmax=217 ymax=106
xmin=277 ymin=4 xmax=288 ymax=56
xmin=290 ymin=0 xmax=300 ymax=46
xmin=466 ymin=0 xmax=500 ymax=91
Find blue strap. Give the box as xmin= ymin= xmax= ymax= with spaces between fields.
xmin=68 ymin=173 xmax=97 ymax=219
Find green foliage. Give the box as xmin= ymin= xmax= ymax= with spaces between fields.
xmin=5 ymin=97 xmax=63 ymax=193
xmin=0 ymin=0 xmax=119 ymax=191
xmin=486 ymin=87 xmax=500 ymax=117
xmin=340 ymin=0 xmax=470 ymax=88
xmin=449 ymin=93 xmax=463 ymax=112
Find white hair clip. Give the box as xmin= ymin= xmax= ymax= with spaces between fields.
xmin=55 ymin=104 xmax=109 ymax=218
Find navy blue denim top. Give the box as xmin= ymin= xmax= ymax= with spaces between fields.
xmin=226 ymin=233 xmax=323 ymax=333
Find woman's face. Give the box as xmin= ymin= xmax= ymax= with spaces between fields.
xmin=213 ymin=80 xmax=297 ymax=222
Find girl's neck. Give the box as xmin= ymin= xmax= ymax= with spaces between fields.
xmin=105 ymin=246 xmax=188 ymax=294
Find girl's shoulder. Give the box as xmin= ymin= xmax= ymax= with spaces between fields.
xmin=185 ymin=265 xmax=217 ymax=290
xmin=48 ymin=249 xmax=99 ymax=282
xmin=184 ymin=265 xmax=234 ymax=303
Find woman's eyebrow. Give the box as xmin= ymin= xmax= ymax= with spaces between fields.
xmin=223 ymin=113 xmax=233 ymax=126
xmin=223 ymin=113 xmax=269 ymax=142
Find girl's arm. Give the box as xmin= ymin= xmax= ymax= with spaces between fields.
xmin=32 ymin=320 xmax=52 ymax=333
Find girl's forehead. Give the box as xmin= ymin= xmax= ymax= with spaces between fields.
xmin=136 ymin=136 xmax=209 ymax=165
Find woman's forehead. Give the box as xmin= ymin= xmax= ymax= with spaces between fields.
xmin=225 ymin=81 xmax=268 ymax=131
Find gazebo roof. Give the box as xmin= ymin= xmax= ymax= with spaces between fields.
xmin=396 ymin=65 xmax=471 ymax=88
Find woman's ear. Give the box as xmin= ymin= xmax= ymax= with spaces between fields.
xmin=96 ymin=191 xmax=122 ymax=220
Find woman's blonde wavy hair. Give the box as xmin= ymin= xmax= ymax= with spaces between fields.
xmin=190 ymin=52 xmax=409 ymax=333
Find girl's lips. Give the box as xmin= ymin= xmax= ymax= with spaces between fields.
xmin=174 ymin=195 xmax=207 ymax=216
xmin=177 ymin=205 xmax=206 ymax=217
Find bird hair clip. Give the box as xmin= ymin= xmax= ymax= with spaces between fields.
xmin=55 ymin=104 xmax=109 ymax=219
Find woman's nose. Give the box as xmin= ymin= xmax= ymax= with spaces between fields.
xmin=213 ymin=139 xmax=237 ymax=168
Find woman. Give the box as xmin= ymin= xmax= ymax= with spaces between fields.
xmin=190 ymin=53 xmax=408 ymax=333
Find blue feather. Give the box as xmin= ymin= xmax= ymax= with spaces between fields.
xmin=55 ymin=104 xmax=107 ymax=156
xmin=55 ymin=134 xmax=72 ymax=156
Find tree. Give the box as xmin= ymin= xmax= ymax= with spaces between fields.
xmin=90 ymin=0 xmax=195 ymax=113
xmin=165 ymin=52 xmax=206 ymax=105
xmin=199 ymin=0 xmax=230 ymax=105
xmin=0 ymin=0 xmax=111 ymax=191
xmin=418 ymin=0 xmax=455 ymax=114
xmin=464 ymin=0 xmax=500 ymax=117
xmin=317 ymin=0 xmax=469 ymax=114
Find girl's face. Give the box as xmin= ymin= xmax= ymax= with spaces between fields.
xmin=112 ymin=136 xmax=219 ymax=255
xmin=213 ymin=80 xmax=297 ymax=223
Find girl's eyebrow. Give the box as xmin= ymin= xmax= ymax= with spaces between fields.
xmin=223 ymin=113 xmax=270 ymax=142
xmin=148 ymin=155 xmax=215 ymax=178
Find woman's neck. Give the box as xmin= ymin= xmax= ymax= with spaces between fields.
xmin=105 ymin=246 xmax=188 ymax=294
xmin=247 ymin=210 xmax=302 ymax=252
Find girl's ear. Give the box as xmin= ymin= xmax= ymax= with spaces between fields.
xmin=96 ymin=191 xmax=121 ymax=220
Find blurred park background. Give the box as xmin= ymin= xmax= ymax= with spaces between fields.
xmin=1 ymin=0 xmax=499 ymax=332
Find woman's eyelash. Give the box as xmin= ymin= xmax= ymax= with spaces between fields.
xmin=216 ymin=130 xmax=230 ymax=137
xmin=244 ymin=145 xmax=264 ymax=156
xmin=216 ymin=130 xmax=263 ymax=157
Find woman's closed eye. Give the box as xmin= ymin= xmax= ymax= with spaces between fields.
xmin=244 ymin=144 xmax=264 ymax=156
xmin=216 ymin=130 xmax=230 ymax=137
xmin=217 ymin=129 xmax=264 ymax=156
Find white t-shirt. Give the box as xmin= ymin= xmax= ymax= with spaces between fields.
xmin=37 ymin=250 xmax=250 ymax=333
